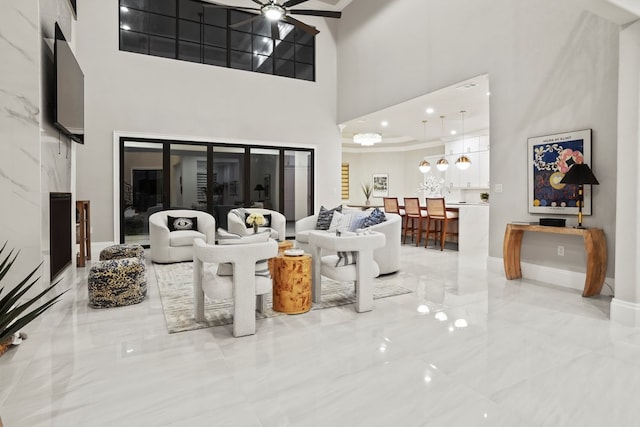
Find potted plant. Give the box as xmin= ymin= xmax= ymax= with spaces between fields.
xmin=480 ymin=192 xmax=489 ymax=202
xmin=0 ymin=242 xmax=67 ymax=357
xmin=362 ymin=183 xmax=373 ymax=205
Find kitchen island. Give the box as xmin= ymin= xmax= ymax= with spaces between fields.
xmin=445 ymin=202 xmax=489 ymax=256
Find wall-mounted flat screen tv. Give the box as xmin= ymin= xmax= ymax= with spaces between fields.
xmin=54 ymin=22 xmax=84 ymax=144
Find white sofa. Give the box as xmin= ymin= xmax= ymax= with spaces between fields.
xmin=227 ymin=208 xmax=286 ymax=241
xmin=295 ymin=211 xmax=401 ymax=275
xmin=149 ymin=209 xmax=216 ymax=263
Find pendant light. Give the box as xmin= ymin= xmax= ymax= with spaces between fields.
xmin=455 ymin=110 xmax=471 ymax=170
xmin=418 ymin=120 xmax=431 ymax=173
xmin=436 ymin=116 xmax=449 ymax=171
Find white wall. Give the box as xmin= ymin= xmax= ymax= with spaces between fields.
xmin=76 ymin=2 xmax=341 ymax=242
xmin=338 ymin=0 xmax=619 ymax=276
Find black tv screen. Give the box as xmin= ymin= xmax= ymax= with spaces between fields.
xmin=54 ymin=23 xmax=84 ymax=144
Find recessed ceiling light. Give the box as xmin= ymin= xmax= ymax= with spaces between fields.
xmin=450 ymin=130 xmax=457 ymax=135
xmin=120 ymin=24 xmax=131 ymax=30
xmin=381 ymin=121 xmax=389 ymax=127
xmin=426 ymin=108 xmax=435 ymax=114
xmin=120 ymin=6 xmax=129 ymax=12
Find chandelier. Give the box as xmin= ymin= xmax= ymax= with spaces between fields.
xmin=353 ymin=133 xmax=382 ymax=146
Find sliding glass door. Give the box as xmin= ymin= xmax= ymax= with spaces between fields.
xmin=120 ymin=138 xmax=314 ymax=245
xmin=122 ymin=141 xmax=164 ymax=245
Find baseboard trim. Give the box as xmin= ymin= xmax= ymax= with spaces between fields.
xmin=611 ymin=298 xmax=640 ymax=326
xmin=487 ymin=256 xmax=615 ymax=296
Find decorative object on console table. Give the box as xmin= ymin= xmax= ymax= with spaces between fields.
xmin=528 ymin=129 xmax=592 ymax=215
xmin=361 ymin=182 xmax=373 ymax=205
xmin=559 ymin=163 xmax=599 ymax=228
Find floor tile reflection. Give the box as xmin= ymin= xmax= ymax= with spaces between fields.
xmin=1 ymin=244 xmax=634 ymax=427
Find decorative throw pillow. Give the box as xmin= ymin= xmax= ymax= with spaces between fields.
xmin=348 ymin=214 xmax=368 ymax=232
xmin=217 ymin=263 xmax=233 ymax=276
xmin=244 ymin=213 xmax=271 ymax=228
xmin=217 ymin=231 xmax=270 ymax=245
xmin=217 ymin=260 xmax=271 ymax=278
xmin=254 ymin=260 xmax=271 ymax=279
xmin=363 ymin=208 xmax=386 ymax=228
xmin=167 ymin=216 xmax=198 ymax=232
xmin=335 ymin=251 xmax=357 ymax=267
xmin=315 ymin=205 xmax=343 ymax=230
xmin=328 ymin=212 xmax=354 ymax=233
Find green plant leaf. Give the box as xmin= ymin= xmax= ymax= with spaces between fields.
xmin=0 ymin=244 xmax=66 ymax=344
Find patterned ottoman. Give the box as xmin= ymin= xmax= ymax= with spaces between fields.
xmin=99 ymin=244 xmax=145 ymax=262
xmin=88 ymin=257 xmax=146 ymax=308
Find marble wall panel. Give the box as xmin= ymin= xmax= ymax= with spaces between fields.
xmin=0 ymin=0 xmax=42 ymax=283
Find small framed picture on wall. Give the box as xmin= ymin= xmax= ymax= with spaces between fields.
xmin=372 ymin=173 xmax=389 ymax=197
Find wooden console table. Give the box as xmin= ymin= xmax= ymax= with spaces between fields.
xmin=503 ymin=223 xmax=607 ymax=297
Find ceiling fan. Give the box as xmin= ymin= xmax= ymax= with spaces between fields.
xmin=201 ymin=0 xmax=342 ymax=38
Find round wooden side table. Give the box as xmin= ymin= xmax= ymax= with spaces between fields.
xmin=272 ymin=253 xmax=312 ymax=314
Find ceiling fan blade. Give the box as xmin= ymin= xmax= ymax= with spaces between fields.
xmin=271 ymin=21 xmax=280 ymax=40
xmin=249 ymin=0 xmax=266 ymax=5
xmin=230 ymin=14 xmax=262 ymax=28
xmin=283 ymin=15 xmax=319 ymax=35
xmin=282 ymin=0 xmax=311 ymax=8
xmin=288 ymin=9 xmax=342 ymax=18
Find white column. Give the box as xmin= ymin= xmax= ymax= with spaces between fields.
xmin=611 ymin=20 xmax=640 ymax=326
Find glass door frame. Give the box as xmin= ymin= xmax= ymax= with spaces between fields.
xmin=119 ymin=136 xmax=314 ymax=244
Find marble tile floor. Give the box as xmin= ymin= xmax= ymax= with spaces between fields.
xmin=1 ymin=245 xmax=638 ymax=426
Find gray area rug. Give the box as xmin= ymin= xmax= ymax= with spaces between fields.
xmin=153 ymin=262 xmax=412 ymax=334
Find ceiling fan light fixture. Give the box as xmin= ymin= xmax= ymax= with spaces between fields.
xmin=263 ymin=4 xmax=285 ymax=20
xmin=418 ymin=160 xmax=431 ymax=173
xmin=436 ymin=158 xmax=449 ymax=171
xmin=353 ymin=133 xmax=382 ymax=146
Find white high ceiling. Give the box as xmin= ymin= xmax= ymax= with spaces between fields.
xmin=340 ymin=74 xmax=491 ymax=151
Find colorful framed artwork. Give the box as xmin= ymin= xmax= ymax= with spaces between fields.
xmin=528 ymin=129 xmax=592 ymax=215
xmin=372 ymin=173 xmax=389 ymax=197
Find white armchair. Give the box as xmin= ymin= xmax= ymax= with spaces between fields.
xmin=309 ymin=231 xmax=386 ymax=313
xmin=227 ymin=208 xmax=286 ymax=241
xmin=192 ymin=236 xmax=278 ymax=337
xmin=149 ymin=210 xmax=216 ymax=263
xmin=296 ymin=212 xmax=401 ymax=275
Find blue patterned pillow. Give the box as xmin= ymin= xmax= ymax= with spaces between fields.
xmin=348 ymin=214 xmax=368 ymax=232
xmin=315 ymin=205 xmax=343 ymax=230
xmin=362 ymin=208 xmax=386 ymax=228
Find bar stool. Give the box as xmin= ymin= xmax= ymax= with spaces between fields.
xmin=383 ymin=197 xmax=406 ymax=231
xmin=424 ymin=197 xmax=459 ymax=251
xmin=402 ymin=197 xmax=428 ymax=246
